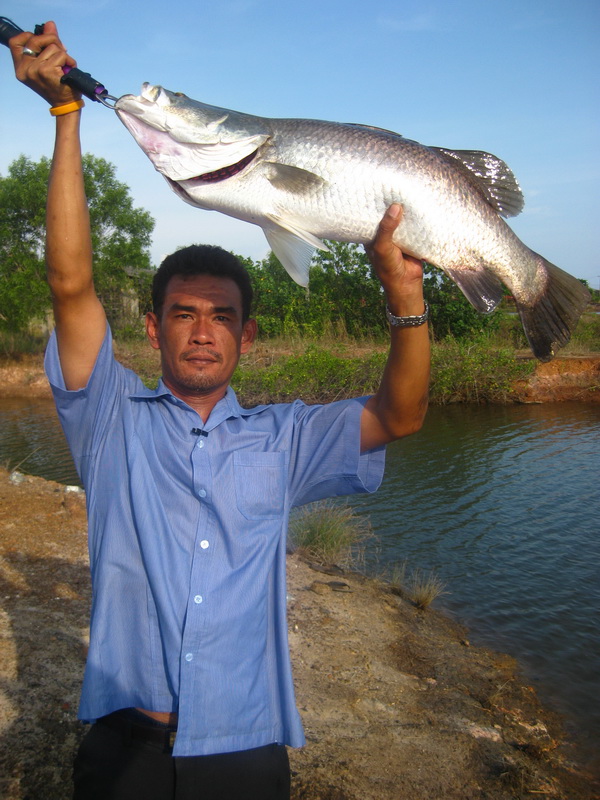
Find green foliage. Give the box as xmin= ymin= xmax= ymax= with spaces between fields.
xmin=0 ymin=329 xmax=48 ymax=357
xmin=246 ymin=242 xmax=387 ymax=339
xmin=0 ymin=156 xmax=53 ymax=332
xmin=0 ymin=154 xmax=154 ymax=333
xmin=567 ymin=312 xmax=600 ymax=353
xmin=232 ymin=347 xmax=386 ymax=405
xmin=245 ymin=252 xmax=308 ymax=337
xmin=308 ymin=242 xmax=387 ymax=338
xmin=430 ymin=338 xmax=535 ymax=403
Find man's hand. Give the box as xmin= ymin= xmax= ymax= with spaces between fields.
xmin=360 ymin=204 xmax=430 ymax=452
xmin=365 ymin=203 xmax=424 ymax=311
xmin=10 ymin=21 xmax=80 ymax=107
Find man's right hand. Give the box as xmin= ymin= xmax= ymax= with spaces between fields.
xmin=10 ymin=21 xmax=80 ymax=107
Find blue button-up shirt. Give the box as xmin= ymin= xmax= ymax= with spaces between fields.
xmin=45 ymin=326 xmax=385 ymax=756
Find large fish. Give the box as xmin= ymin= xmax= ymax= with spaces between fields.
xmin=115 ymin=84 xmax=590 ymax=361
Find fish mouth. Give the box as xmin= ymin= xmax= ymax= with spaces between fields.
xmin=185 ymin=149 xmax=259 ymax=184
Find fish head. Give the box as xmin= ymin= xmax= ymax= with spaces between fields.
xmin=115 ymin=84 xmax=269 ymax=183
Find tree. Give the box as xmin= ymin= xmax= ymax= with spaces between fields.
xmin=0 ymin=154 xmax=154 ymax=332
xmin=245 ymin=252 xmax=308 ymax=337
xmin=245 ymin=241 xmax=388 ymax=339
xmin=309 ymin=241 xmax=387 ymax=337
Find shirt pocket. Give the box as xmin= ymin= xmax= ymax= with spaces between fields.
xmin=233 ymin=451 xmax=286 ymax=520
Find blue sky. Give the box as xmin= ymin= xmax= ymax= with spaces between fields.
xmin=1 ymin=0 xmax=599 ymax=287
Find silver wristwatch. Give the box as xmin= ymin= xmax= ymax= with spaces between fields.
xmin=385 ymin=301 xmax=430 ymax=328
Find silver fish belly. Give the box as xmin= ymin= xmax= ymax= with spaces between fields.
xmin=115 ymin=84 xmax=590 ymax=361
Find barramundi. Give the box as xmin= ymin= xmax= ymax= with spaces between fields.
xmin=115 ymin=84 xmax=590 ymax=361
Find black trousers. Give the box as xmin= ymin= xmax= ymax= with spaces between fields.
xmin=73 ymin=710 xmax=291 ymax=800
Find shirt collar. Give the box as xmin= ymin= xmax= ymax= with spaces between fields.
xmin=129 ymin=382 xmax=265 ymax=427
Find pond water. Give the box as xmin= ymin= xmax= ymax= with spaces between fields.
xmin=1 ymin=396 xmax=598 ymax=767
xmin=352 ymin=402 xmax=600 ymax=768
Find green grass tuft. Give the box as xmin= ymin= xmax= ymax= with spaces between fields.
xmin=288 ymin=501 xmax=375 ymax=569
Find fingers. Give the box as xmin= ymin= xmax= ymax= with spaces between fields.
xmin=366 ymin=204 xmax=404 ymax=271
xmin=367 ymin=205 xmax=425 ymax=297
xmin=9 ymin=23 xmax=79 ymax=106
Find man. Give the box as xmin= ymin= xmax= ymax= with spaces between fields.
xmin=10 ymin=22 xmax=430 ymax=800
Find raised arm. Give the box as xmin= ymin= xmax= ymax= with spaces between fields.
xmin=360 ymin=204 xmax=431 ymax=452
xmin=10 ymin=22 xmax=106 ymax=390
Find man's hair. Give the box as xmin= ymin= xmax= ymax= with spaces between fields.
xmin=152 ymin=245 xmax=253 ymax=322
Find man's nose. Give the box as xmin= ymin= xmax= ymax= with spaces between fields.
xmin=189 ymin=318 xmax=214 ymax=344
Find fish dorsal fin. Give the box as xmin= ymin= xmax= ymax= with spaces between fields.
xmin=264 ymin=162 xmax=326 ymax=194
xmin=263 ymin=215 xmax=329 ymax=287
xmin=443 ymin=265 xmax=505 ymax=313
xmin=346 ymin=122 xmax=405 ymax=138
xmin=432 ymin=148 xmax=525 ymax=218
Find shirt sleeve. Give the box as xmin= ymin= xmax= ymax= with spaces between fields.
xmin=288 ymin=396 xmax=386 ymax=507
xmin=44 ymin=324 xmax=143 ymax=484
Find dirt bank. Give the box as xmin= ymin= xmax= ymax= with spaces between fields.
xmin=511 ymin=355 xmax=600 ymax=404
xmin=0 ymin=469 xmax=597 ymax=799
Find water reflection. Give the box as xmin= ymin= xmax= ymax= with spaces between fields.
xmin=353 ymin=402 xmax=600 ymax=765
xmin=0 ymin=397 xmax=79 ymax=485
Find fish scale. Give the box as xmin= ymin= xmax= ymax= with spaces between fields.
xmin=115 ymin=84 xmax=590 ymax=361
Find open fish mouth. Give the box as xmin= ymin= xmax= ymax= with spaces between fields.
xmin=186 ymin=149 xmax=259 ymax=183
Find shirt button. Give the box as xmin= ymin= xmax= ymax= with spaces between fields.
xmin=197 ymin=439 xmax=205 ymax=449
xmin=198 ymin=489 xmax=207 ymax=498
xmin=185 ymin=653 xmax=193 ymax=662
xmin=194 ymin=595 xmax=203 ymax=604
xmin=200 ymin=540 xmax=209 ymax=549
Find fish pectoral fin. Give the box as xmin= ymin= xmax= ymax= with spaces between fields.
xmin=443 ymin=266 xmax=505 ymax=313
xmin=432 ymin=147 xmax=525 ymax=218
xmin=263 ymin=219 xmax=329 ymax=287
xmin=265 ymin=214 xmax=329 ymax=251
xmin=264 ymin=162 xmax=327 ymax=194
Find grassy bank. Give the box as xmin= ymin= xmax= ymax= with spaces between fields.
xmin=2 ymin=310 xmax=599 ymax=405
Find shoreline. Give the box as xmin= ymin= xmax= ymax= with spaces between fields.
xmin=1 ymin=350 xmax=599 ymax=404
xmin=0 ymin=468 xmax=597 ymax=799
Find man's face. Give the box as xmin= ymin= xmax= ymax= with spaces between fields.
xmin=145 ymin=274 xmax=256 ymax=404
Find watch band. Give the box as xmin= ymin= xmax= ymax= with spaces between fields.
xmin=385 ymin=301 xmax=429 ymax=328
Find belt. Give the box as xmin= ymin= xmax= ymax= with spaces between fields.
xmin=97 ymin=709 xmax=177 ymax=752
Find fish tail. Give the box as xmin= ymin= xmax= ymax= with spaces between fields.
xmin=516 ymin=258 xmax=591 ymax=362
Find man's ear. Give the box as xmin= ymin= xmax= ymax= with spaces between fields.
xmin=240 ymin=318 xmax=258 ymax=354
xmin=146 ymin=312 xmax=161 ymax=351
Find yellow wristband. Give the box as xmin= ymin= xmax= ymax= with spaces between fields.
xmin=50 ymin=99 xmax=85 ymax=116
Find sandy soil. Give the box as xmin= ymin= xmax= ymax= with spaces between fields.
xmin=1 ymin=468 xmax=598 ymax=800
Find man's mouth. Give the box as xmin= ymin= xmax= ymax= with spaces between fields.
xmin=182 ymin=350 xmax=222 ymax=365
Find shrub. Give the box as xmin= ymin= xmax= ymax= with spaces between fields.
xmin=386 ymin=561 xmax=447 ymax=610
xmin=288 ymin=501 xmax=374 ymax=568
xmin=405 ymin=568 xmax=447 ymax=610
xmin=430 ymin=338 xmax=535 ymax=403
